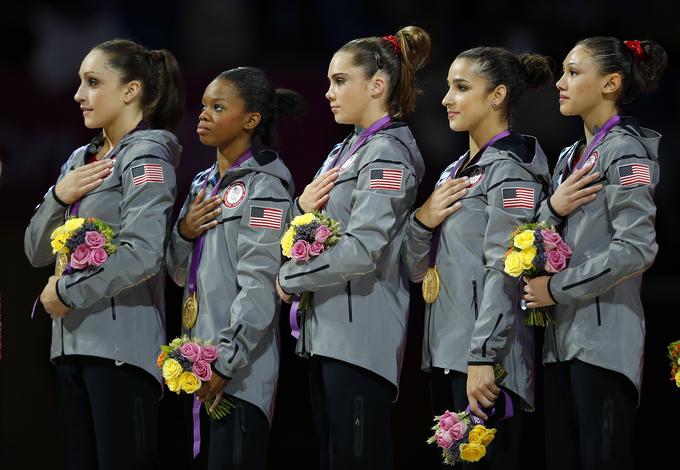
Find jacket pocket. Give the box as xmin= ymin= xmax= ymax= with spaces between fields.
xmin=232 ymin=404 xmax=244 ymax=464
xmin=595 ymin=296 xmax=601 ymax=326
xmin=471 ymin=280 xmax=479 ymax=320
xmin=353 ymin=395 xmax=364 ymax=457
xmin=110 ymin=297 xmax=117 ymax=320
xmin=346 ymin=281 xmax=353 ymax=323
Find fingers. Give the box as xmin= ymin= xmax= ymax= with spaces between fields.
xmin=209 ymin=391 xmax=223 ymax=414
xmin=575 ymin=184 xmax=603 ymax=199
xmin=467 ymin=397 xmax=489 ymax=421
xmin=311 ymin=168 xmax=340 ymax=188
xmin=442 ymin=202 xmax=462 ymax=217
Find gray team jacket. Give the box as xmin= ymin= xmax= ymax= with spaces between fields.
xmin=279 ymin=122 xmax=425 ymax=392
xmin=538 ymin=118 xmax=660 ymax=397
xmin=24 ymin=130 xmax=181 ymax=382
xmin=402 ymin=134 xmax=550 ymax=410
xmin=166 ymin=150 xmax=293 ymax=423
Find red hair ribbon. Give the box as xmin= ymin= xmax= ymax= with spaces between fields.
xmin=624 ymin=40 xmax=644 ymax=60
xmin=383 ymin=35 xmax=402 ymax=56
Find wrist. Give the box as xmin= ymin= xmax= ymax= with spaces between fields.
xmin=177 ymin=219 xmax=196 ymax=242
xmin=548 ymin=195 xmax=566 ymax=218
xmin=414 ymin=208 xmax=436 ymax=231
xmin=52 ymin=186 xmax=71 ymax=206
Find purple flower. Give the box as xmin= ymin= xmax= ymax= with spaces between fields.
xmin=200 ymin=345 xmax=218 ymax=363
xmin=89 ymin=247 xmax=108 ymax=266
xmin=314 ymin=225 xmax=332 ymax=243
xmin=545 ymin=250 xmax=567 ymax=273
xmin=84 ymin=230 xmax=106 ymax=249
xmin=541 ymin=229 xmax=561 ymax=251
xmin=179 ymin=342 xmax=201 ymax=363
xmin=292 ymin=240 xmax=311 ymax=262
xmin=192 ymin=360 xmax=212 ymax=381
xmin=70 ymin=244 xmax=90 ymax=270
xmin=555 ymin=239 xmax=572 ymax=258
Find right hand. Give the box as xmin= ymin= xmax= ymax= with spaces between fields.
xmin=550 ymin=161 xmax=603 ymax=217
xmin=298 ymin=168 xmax=340 ymax=213
xmin=54 ymin=159 xmax=114 ymax=204
xmin=178 ymin=188 xmax=222 ymax=240
xmin=414 ymin=177 xmax=469 ymax=229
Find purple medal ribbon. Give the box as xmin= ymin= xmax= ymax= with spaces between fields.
xmin=186 ymin=149 xmax=253 ymax=305
xmin=428 ymin=130 xmax=511 ymax=267
xmin=466 ymin=389 xmax=514 ymax=425
xmin=288 ymin=115 xmax=393 ymax=339
xmin=572 ymin=114 xmax=620 ymax=172
xmin=188 ymin=149 xmax=252 ymax=460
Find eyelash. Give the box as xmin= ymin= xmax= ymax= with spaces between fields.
xmin=200 ymin=104 xmax=224 ymax=112
xmin=87 ymin=79 xmax=98 ymax=86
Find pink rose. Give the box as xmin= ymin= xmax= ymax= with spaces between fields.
xmin=200 ymin=345 xmax=218 ymax=363
xmin=435 ymin=429 xmax=455 ymax=450
xmin=291 ymin=240 xmax=310 ymax=262
xmin=540 ymin=229 xmax=561 ymax=251
xmin=314 ymin=225 xmax=332 ymax=243
xmin=84 ymin=230 xmax=105 ymax=249
xmin=309 ymin=241 xmax=325 ymax=257
xmin=89 ymin=247 xmax=108 ymax=266
xmin=70 ymin=244 xmax=90 ymax=270
xmin=439 ymin=411 xmax=467 ymax=440
xmin=192 ymin=360 xmax=212 ymax=381
xmin=439 ymin=411 xmax=460 ymax=431
xmin=545 ymin=250 xmax=567 ymax=273
xmin=179 ymin=342 xmax=201 ymax=363
xmin=555 ymin=239 xmax=572 ymax=258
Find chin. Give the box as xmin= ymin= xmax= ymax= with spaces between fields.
xmin=558 ymin=104 xmax=578 ymax=117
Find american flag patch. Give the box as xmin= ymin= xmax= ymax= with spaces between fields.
xmin=249 ymin=206 xmax=283 ymax=230
xmin=502 ymin=187 xmax=535 ymax=209
xmin=369 ymin=168 xmax=403 ymax=190
xmin=131 ymin=164 xmax=164 ymax=187
xmin=618 ymin=163 xmax=651 ymax=186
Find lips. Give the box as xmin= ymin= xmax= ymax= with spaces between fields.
xmin=559 ymin=94 xmax=569 ymax=102
xmin=330 ymin=106 xmax=340 ymax=113
xmin=446 ymin=110 xmax=459 ymax=118
xmin=197 ymin=124 xmax=210 ymax=134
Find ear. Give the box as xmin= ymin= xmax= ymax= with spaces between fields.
xmin=370 ymin=74 xmax=387 ymax=99
xmin=123 ymin=80 xmax=142 ymax=104
xmin=602 ymin=72 xmax=622 ymax=97
xmin=489 ymin=84 xmax=507 ymax=109
xmin=243 ymin=112 xmax=261 ymax=131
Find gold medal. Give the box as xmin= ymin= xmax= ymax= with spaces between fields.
xmin=182 ymin=292 xmax=199 ymax=329
xmin=422 ymin=266 xmax=441 ymax=304
xmin=55 ymin=253 xmax=69 ymax=277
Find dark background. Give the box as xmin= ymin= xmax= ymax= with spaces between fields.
xmin=1 ymin=1 xmax=678 ymax=468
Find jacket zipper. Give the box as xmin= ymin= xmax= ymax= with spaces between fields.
xmin=552 ymin=323 xmax=561 ymax=364
xmin=595 ymin=296 xmax=601 ymax=326
xmin=471 ymin=280 xmax=479 ymax=320
xmin=111 ymin=297 xmax=117 ymax=320
xmin=346 ymin=281 xmax=353 ymax=323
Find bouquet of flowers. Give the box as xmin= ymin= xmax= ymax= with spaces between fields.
xmin=280 ymin=212 xmax=341 ymax=311
xmin=503 ymin=222 xmax=572 ymax=326
xmin=50 ymin=217 xmax=116 ymax=275
xmin=157 ymin=336 xmax=234 ymax=419
xmin=427 ymin=364 xmax=507 ymax=465
xmin=668 ymin=340 xmax=680 ymax=388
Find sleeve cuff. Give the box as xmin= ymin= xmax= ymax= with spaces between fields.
xmin=467 ymin=360 xmax=496 ymax=366
xmin=413 ymin=213 xmax=436 ymax=232
xmin=212 ymin=365 xmax=232 ymax=381
xmin=546 ymin=196 xmax=564 ymax=220
xmin=294 ymin=197 xmax=305 ymax=216
xmin=55 ymin=279 xmax=74 ymax=308
xmin=547 ymin=275 xmax=558 ymax=304
xmin=51 ymin=187 xmax=69 ymax=207
xmin=277 ymin=275 xmax=294 ymax=296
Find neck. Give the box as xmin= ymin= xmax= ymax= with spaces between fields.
xmin=468 ymin=120 xmax=509 ymax=157
xmin=216 ymin=136 xmax=252 ymax=176
xmin=582 ymin=104 xmax=618 ymax=144
xmin=102 ymin=109 xmax=144 ymax=155
xmin=357 ymin=106 xmax=390 ymax=130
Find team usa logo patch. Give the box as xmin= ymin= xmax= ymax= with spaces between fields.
xmin=502 ymin=187 xmax=535 ymax=209
xmin=369 ymin=168 xmax=403 ymax=190
xmin=618 ymin=163 xmax=651 ymax=186
xmin=131 ymin=164 xmax=163 ymax=187
xmin=249 ymin=206 xmax=283 ymax=230
xmin=466 ymin=168 xmax=485 ymax=188
xmin=223 ymin=181 xmax=247 ymax=208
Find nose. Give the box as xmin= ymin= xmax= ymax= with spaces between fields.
xmin=325 ymin=85 xmax=334 ymax=101
xmin=442 ymin=87 xmax=453 ymax=107
xmin=199 ymin=108 xmax=209 ymax=121
xmin=556 ymin=73 xmax=566 ymax=91
xmin=74 ymin=81 xmax=85 ymax=103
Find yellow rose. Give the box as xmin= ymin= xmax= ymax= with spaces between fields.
xmin=291 ymin=213 xmax=315 ymax=226
xmin=162 ymin=358 xmax=182 ymax=380
xmin=459 ymin=442 xmax=486 ymax=462
xmin=64 ymin=217 xmax=85 ymax=232
xmin=480 ymin=427 xmax=496 ymax=447
xmin=513 ymin=230 xmax=535 ymax=250
xmin=179 ymin=371 xmax=201 ymax=394
xmin=166 ymin=376 xmax=181 ymax=393
xmin=50 ymin=224 xmax=68 ymax=239
xmin=519 ymin=246 xmax=537 ymax=270
xmin=281 ymin=227 xmax=295 ymax=257
xmin=50 ymin=235 xmax=70 ymax=255
xmin=675 ymin=369 xmax=680 ymax=387
xmin=468 ymin=425 xmax=485 ymax=444
xmin=504 ymin=251 xmax=523 ymax=277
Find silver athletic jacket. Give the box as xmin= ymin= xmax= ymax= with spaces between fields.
xmin=538 ymin=118 xmax=660 ymax=398
xmin=279 ymin=122 xmax=425 ymax=392
xmin=25 ymin=130 xmax=181 ymax=382
xmin=403 ymin=134 xmax=550 ymax=410
xmin=166 ymin=150 xmax=293 ymax=423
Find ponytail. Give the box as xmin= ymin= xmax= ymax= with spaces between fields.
xmin=94 ymin=39 xmax=185 ymax=130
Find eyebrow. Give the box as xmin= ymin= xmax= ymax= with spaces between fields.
xmin=330 ymin=73 xmax=349 ymax=79
xmin=450 ymin=78 xmax=471 ymax=85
